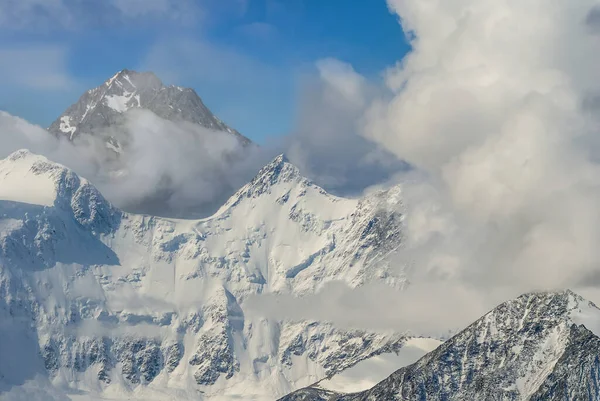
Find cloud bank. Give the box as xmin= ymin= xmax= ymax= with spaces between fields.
xmin=366 ymin=0 xmax=600 ymax=292
xmin=247 ymin=0 xmax=600 ymax=335
xmin=6 ymin=0 xmax=600 ymax=337
xmin=0 ymin=110 xmax=268 ymax=218
xmin=285 ymin=58 xmax=407 ymax=196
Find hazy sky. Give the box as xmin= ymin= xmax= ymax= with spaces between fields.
xmin=0 ymin=0 xmax=410 ymax=143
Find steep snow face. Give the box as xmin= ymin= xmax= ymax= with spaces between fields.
xmin=281 ymin=291 xmax=600 ymax=401
xmin=196 ymin=154 xmax=406 ymax=295
xmin=47 ymin=69 xmax=250 ymax=147
xmin=0 ymin=151 xmax=59 ymax=206
xmin=0 ymin=150 xmax=407 ymax=400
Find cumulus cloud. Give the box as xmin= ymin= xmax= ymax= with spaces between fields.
xmin=285 ymin=58 xmax=407 ymax=196
xmin=364 ymin=0 xmax=600 ymax=291
xmin=97 ymin=109 xmax=267 ymax=217
xmin=248 ymin=0 xmax=600 ymax=334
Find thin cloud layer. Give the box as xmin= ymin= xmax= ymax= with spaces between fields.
xmin=245 ymin=281 xmax=502 ymax=338
xmin=0 ymin=46 xmax=75 ymax=90
xmin=0 ymin=0 xmax=201 ymax=30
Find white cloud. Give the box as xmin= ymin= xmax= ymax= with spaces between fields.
xmin=363 ymin=0 xmax=600 ymax=292
xmin=285 ymin=58 xmax=406 ymax=196
xmin=245 ymin=280 xmax=508 ymax=337
xmin=249 ymin=0 xmax=600 ymax=333
xmin=98 ymin=109 xmax=266 ymax=216
xmin=0 ymin=110 xmax=269 ymax=218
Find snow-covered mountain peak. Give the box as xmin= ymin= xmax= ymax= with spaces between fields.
xmin=282 ymin=290 xmax=600 ymax=400
xmin=250 ymin=153 xmax=302 ymax=187
xmin=0 ymin=149 xmax=74 ymax=206
xmin=219 ymin=153 xmax=343 ymax=218
xmin=0 ymin=149 xmax=119 ymax=233
xmin=0 ymin=150 xmax=408 ymax=399
xmin=488 ymin=290 xmax=600 ymax=328
xmin=48 ymin=69 xmax=250 ymax=146
xmin=104 ymin=69 xmax=163 ymax=93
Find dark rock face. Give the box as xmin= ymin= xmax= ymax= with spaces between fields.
xmin=281 ymin=291 xmax=600 ymax=401
xmin=530 ymin=324 xmax=600 ymax=400
xmin=48 ymin=69 xmax=250 ymax=148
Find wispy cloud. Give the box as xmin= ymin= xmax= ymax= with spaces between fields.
xmin=143 ymin=37 xmax=281 ymax=88
xmin=236 ymin=22 xmax=279 ymax=42
xmin=0 ymin=46 xmax=75 ymax=90
xmin=0 ymin=0 xmax=202 ymax=31
xmin=245 ymin=281 xmax=505 ymax=337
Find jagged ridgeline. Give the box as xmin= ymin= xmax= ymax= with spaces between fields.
xmin=281 ymin=290 xmax=600 ymax=401
xmin=0 ymin=149 xmax=406 ymax=400
xmin=47 ymin=69 xmax=251 ymax=152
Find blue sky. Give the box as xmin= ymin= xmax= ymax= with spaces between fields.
xmin=0 ymin=0 xmax=409 ymax=143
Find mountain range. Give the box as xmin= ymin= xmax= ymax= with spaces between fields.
xmin=0 ymin=148 xmax=406 ymax=400
xmin=2 ymin=70 xmax=600 ymax=401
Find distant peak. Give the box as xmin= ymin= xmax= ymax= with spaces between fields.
xmin=48 ymin=68 xmax=250 ymax=144
xmin=254 ymin=154 xmax=305 ymax=186
xmin=223 ymin=155 xmax=299 ymax=202
xmin=105 ymin=69 xmax=163 ymax=90
xmin=7 ymin=148 xmax=34 ymax=161
xmin=256 ymin=154 xmax=296 ymax=180
xmin=273 ymin=154 xmax=290 ymax=164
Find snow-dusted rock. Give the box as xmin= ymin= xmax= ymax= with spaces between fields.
xmin=47 ymin=69 xmax=250 ymax=148
xmin=0 ymin=150 xmax=406 ymax=400
xmin=281 ymin=290 xmax=600 ymax=400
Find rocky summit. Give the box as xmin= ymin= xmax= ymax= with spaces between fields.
xmin=280 ymin=290 xmax=600 ymax=401
xmin=47 ymin=69 xmax=250 ymax=152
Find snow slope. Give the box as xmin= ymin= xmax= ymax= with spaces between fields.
xmin=0 ymin=150 xmax=407 ymax=400
xmin=281 ymin=290 xmax=600 ymax=400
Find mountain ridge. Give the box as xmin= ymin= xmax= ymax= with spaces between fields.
xmin=280 ymin=290 xmax=600 ymax=400
xmin=0 ymin=149 xmax=407 ymax=400
xmin=47 ymin=69 xmax=251 ymax=150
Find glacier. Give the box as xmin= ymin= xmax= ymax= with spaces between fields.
xmin=0 ymin=149 xmax=408 ymax=400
